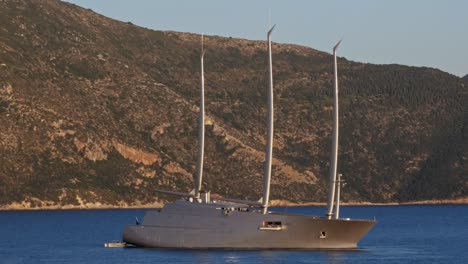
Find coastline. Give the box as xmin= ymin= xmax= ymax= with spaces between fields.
xmin=268 ymin=197 xmax=468 ymax=207
xmin=1 ymin=197 xmax=466 ymax=211
xmin=0 ymin=201 xmax=165 ymax=211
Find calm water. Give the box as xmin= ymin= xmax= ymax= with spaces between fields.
xmin=1 ymin=205 xmax=466 ymax=264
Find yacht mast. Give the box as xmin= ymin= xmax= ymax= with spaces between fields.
xmin=261 ymin=25 xmax=275 ymax=214
xmin=326 ymin=39 xmax=342 ymax=219
xmin=194 ymin=34 xmax=205 ymax=199
xmin=334 ymin=173 xmax=342 ymax=219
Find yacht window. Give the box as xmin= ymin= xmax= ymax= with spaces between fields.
xmin=320 ymin=231 xmax=327 ymax=238
xmin=263 ymin=221 xmax=282 ymax=228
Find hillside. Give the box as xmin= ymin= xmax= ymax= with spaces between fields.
xmin=0 ymin=0 xmax=466 ymax=208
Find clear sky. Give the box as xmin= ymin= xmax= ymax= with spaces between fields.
xmin=66 ymin=0 xmax=467 ymax=77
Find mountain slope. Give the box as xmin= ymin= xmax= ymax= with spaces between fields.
xmin=0 ymin=0 xmax=466 ymax=208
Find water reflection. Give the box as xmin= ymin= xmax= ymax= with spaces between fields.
xmin=325 ymin=251 xmax=345 ymax=264
xmin=192 ymin=249 xmax=367 ymax=264
xmin=224 ymin=253 xmax=241 ymax=263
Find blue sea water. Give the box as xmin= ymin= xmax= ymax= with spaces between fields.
xmin=1 ymin=205 xmax=466 ymax=264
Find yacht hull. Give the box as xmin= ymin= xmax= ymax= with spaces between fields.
xmin=123 ymin=201 xmax=375 ymax=249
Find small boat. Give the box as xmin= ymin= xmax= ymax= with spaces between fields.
xmin=104 ymin=241 xmax=127 ymax=248
xmin=122 ymin=28 xmax=376 ymax=249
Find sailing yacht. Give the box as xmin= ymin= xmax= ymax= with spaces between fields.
xmin=122 ymin=29 xmax=376 ymax=249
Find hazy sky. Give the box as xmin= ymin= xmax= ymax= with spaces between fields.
xmin=66 ymin=0 xmax=467 ymax=77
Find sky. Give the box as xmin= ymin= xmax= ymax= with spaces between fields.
xmin=65 ymin=0 xmax=467 ymax=77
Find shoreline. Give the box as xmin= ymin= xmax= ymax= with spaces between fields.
xmin=1 ymin=197 xmax=466 ymax=211
xmin=268 ymin=197 xmax=468 ymax=207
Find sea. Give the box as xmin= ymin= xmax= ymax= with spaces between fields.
xmin=1 ymin=205 xmax=466 ymax=264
